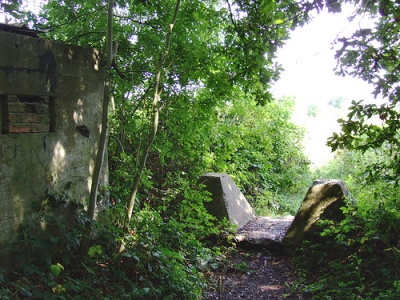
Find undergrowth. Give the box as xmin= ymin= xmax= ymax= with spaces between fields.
xmin=292 ymin=150 xmax=400 ymax=299
xmin=0 ymin=184 xmax=234 ymax=299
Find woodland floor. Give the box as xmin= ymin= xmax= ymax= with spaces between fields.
xmin=203 ymin=245 xmax=308 ymax=300
xmin=204 ymin=216 xmax=308 ymax=300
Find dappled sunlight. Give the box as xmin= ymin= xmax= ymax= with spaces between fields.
xmin=66 ymin=47 xmax=74 ymax=60
xmin=40 ymin=219 xmax=47 ymax=231
xmin=87 ymin=177 xmax=93 ymax=195
xmin=73 ymin=98 xmax=84 ymax=123
xmin=259 ymin=284 xmax=281 ymax=291
xmin=97 ymin=121 xmax=103 ymax=133
xmin=12 ymin=194 xmax=25 ymax=233
xmin=79 ymin=82 xmax=86 ymax=91
xmin=52 ymin=141 xmax=66 ymax=173
xmin=88 ymin=153 xmax=96 ymax=190
xmin=92 ymin=49 xmax=101 ymax=71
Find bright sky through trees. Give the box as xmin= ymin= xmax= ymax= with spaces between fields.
xmin=0 ymin=1 xmax=377 ymax=169
xmin=272 ymin=5 xmax=377 ymax=168
xmin=272 ymin=6 xmax=376 ymax=106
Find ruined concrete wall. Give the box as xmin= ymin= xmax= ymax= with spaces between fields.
xmin=0 ymin=31 xmax=107 ymax=242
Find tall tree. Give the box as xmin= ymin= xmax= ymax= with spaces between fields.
xmin=9 ymin=0 xmax=328 ymax=244
xmin=80 ymin=0 xmax=114 ymax=255
xmin=117 ymin=0 xmax=181 ymax=254
xmin=34 ymin=1 xmax=312 ymax=186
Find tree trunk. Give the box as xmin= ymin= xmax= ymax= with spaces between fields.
xmin=80 ymin=0 xmax=113 ymax=255
xmin=119 ymin=0 xmax=181 ymax=254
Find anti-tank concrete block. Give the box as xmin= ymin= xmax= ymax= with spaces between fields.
xmin=282 ymin=179 xmax=350 ymax=249
xmin=199 ymin=173 xmax=256 ymax=229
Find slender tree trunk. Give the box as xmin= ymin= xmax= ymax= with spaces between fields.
xmin=80 ymin=0 xmax=113 ymax=255
xmin=119 ymin=0 xmax=181 ymax=254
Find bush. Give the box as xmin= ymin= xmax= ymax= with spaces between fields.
xmin=0 ymin=182 xmax=230 ymax=299
xmin=293 ymin=149 xmax=400 ymax=299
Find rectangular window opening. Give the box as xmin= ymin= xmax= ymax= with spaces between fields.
xmin=0 ymin=95 xmax=56 ymax=134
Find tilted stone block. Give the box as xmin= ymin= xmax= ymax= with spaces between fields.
xmin=282 ymin=179 xmax=350 ymax=249
xmin=199 ymin=173 xmax=256 ymax=229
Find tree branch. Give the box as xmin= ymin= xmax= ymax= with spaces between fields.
xmin=119 ymin=0 xmax=181 ymax=254
xmin=66 ymin=31 xmax=105 ymax=42
xmin=113 ymin=13 xmax=162 ymax=30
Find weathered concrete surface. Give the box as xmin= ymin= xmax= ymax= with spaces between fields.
xmin=282 ymin=179 xmax=349 ymax=248
xmin=201 ymin=178 xmax=349 ymax=248
xmin=0 ymin=30 xmax=107 ymax=243
xmin=199 ymin=173 xmax=256 ymax=229
xmin=235 ymin=216 xmax=294 ymax=245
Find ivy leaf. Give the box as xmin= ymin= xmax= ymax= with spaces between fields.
xmin=88 ymin=244 xmax=102 ymax=258
xmin=50 ymin=263 xmax=64 ymax=277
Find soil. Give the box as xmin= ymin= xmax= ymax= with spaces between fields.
xmin=204 ymin=216 xmax=308 ymax=300
xmin=203 ymin=245 xmax=306 ymax=300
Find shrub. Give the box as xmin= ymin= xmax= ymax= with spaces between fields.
xmin=293 ymin=150 xmax=400 ymax=299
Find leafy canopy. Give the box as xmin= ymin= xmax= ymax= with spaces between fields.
xmin=328 ymin=0 xmax=400 ymax=184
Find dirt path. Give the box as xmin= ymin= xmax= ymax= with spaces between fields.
xmin=204 ymin=216 xmax=307 ymax=299
xmin=204 ymin=246 xmax=306 ymax=300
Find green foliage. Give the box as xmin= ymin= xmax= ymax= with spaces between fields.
xmin=328 ymin=96 xmax=345 ymax=110
xmin=206 ymin=96 xmax=311 ymax=213
xmin=234 ymin=261 xmax=249 ymax=272
xmin=109 ymin=90 xmax=311 ymax=216
xmin=321 ymin=11 xmax=400 ymax=296
xmin=13 ymin=192 xmax=85 ymax=268
xmin=96 ymin=179 xmax=232 ymax=299
xmin=1 ymin=184 xmax=230 ymax=299
xmin=50 ymin=263 xmax=64 ymax=277
xmin=0 ymin=0 xmax=37 ymax=24
xmin=307 ymin=103 xmax=318 ymax=117
xmin=33 ymin=0 xmax=310 ymax=104
xmin=2 ymin=1 xmax=399 ymax=299
xmin=329 ymin=0 xmax=400 ymax=185
xmin=295 ymin=197 xmax=400 ymax=299
xmin=88 ymin=244 xmax=102 ymax=258
xmin=0 ymin=193 xmax=87 ymax=299
xmin=255 ymin=187 xmax=309 ymax=216
xmin=329 ymin=101 xmax=400 ymax=184
xmin=294 ymin=149 xmax=400 ymax=299
xmin=0 ymin=0 xmax=330 ymax=298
